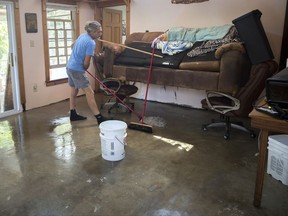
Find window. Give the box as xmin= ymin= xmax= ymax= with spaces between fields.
xmin=43 ymin=3 xmax=79 ymax=85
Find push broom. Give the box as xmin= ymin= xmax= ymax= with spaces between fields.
xmin=127 ymin=44 xmax=156 ymax=133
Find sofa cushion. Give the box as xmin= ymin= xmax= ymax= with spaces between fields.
xmin=179 ymin=59 xmax=220 ymax=72
xmin=179 ymin=41 xmax=220 ymax=71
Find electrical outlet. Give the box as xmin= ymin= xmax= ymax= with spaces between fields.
xmin=30 ymin=40 xmax=35 ymax=47
xmin=33 ymin=84 xmax=38 ymax=92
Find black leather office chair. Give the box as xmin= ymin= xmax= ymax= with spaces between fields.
xmin=93 ymin=51 xmax=138 ymax=114
xmin=201 ymin=60 xmax=278 ymax=139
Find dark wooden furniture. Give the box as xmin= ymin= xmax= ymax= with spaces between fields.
xmin=249 ymin=108 xmax=288 ymax=207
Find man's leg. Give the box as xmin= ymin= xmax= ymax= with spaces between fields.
xmin=70 ymin=87 xmax=78 ymax=110
xmin=82 ymin=86 xmax=107 ymax=124
xmin=69 ymin=87 xmax=87 ymax=121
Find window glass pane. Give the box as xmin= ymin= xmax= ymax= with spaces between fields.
xmin=47 ymin=9 xmax=71 ymax=20
xmin=58 ymin=48 xmax=65 ymax=56
xmin=50 ymin=57 xmax=58 ymax=66
xmin=48 ymin=30 xmax=55 ymax=38
xmin=67 ymin=49 xmax=72 ymax=55
xmin=59 ymin=56 xmax=67 ymax=64
xmin=56 ymin=21 xmax=63 ymax=29
xmin=58 ymin=39 xmax=65 ymax=47
xmin=65 ymin=21 xmax=72 ymax=29
xmin=49 ymin=48 xmax=56 ymax=57
xmin=47 ymin=21 xmax=55 ymax=29
xmin=57 ymin=30 xmax=64 ymax=38
xmin=49 ymin=39 xmax=56 ymax=48
xmin=50 ymin=67 xmax=68 ymax=81
xmin=67 ymin=39 xmax=73 ymax=47
xmin=66 ymin=30 xmax=73 ymax=38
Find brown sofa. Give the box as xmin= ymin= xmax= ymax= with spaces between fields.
xmin=100 ymin=31 xmax=277 ymax=99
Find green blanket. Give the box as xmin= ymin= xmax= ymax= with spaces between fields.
xmin=167 ymin=24 xmax=233 ymax=42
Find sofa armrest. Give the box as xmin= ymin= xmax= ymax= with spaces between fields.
xmin=103 ymin=43 xmax=124 ymax=55
xmin=102 ymin=46 xmax=117 ymax=78
xmin=215 ymin=42 xmax=246 ymax=59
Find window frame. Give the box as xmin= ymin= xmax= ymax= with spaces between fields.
xmin=42 ymin=0 xmax=79 ymax=86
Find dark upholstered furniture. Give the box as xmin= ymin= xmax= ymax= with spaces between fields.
xmin=201 ymin=60 xmax=278 ymax=139
xmin=101 ymin=31 xmax=278 ymax=108
xmin=102 ymin=31 xmax=253 ymax=96
xmin=93 ymin=53 xmax=138 ymax=113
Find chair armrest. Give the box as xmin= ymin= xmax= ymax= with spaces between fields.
xmin=205 ymin=91 xmax=240 ymax=114
xmin=100 ymin=78 xmax=121 ymax=95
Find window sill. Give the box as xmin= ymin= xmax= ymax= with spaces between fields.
xmin=46 ymin=78 xmax=68 ymax=86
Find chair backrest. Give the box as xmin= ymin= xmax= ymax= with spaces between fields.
xmin=232 ymin=60 xmax=278 ymax=117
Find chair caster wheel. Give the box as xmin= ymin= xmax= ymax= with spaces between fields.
xmin=202 ymin=126 xmax=207 ymax=131
xmin=250 ymin=132 xmax=256 ymax=138
xmin=224 ymin=134 xmax=229 ymax=140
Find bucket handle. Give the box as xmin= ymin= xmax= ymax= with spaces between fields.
xmin=115 ymin=136 xmax=127 ymax=146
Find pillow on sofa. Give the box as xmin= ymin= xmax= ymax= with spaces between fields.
xmin=115 ymin=42 xmax=188 ymax=69
xmin=179 ymin=41 xmax=220 ymax=72
xmin=115 ymin=42 xmax=163 ymax=67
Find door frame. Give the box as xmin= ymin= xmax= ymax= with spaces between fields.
xmin=0 ymin=0 xmax=22 ymax=118
xmin=94 ymin=1 xmax=130 ymax=53
xmin=102 ymin=8 xmax=122 ymax=44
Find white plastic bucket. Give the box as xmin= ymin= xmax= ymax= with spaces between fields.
xmin=99 ymin=120 xmax=128 ymax=161
xmin=267 ymin=135 xmax=288 ymax=185
xmin=99 ymin=120 xmax=127 ymax=137
xmin=100 ymin=133 xmax=127 ymax=161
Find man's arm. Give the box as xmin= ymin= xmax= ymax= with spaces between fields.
xmin=83 ymin=55 xmax=92 ymax=70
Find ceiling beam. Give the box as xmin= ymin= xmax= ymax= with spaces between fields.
xmin=94 ymin=0 xmax=128 ymax=8
xmin=73 ymin=0 xmax=128 ymax=8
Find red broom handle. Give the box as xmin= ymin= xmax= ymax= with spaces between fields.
xmin=141 ymin=46 xmax=155 ymax=124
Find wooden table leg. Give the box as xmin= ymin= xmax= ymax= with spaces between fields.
xmin=253 ymin=129 xmax=269 ymax=207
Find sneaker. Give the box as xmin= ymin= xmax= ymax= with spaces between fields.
xmin=70 ymin=109 xmax=87 ymax=121
xmin=95 ymin=114 xmax=112 ymax=125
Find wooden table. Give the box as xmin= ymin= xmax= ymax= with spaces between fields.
xmin=249 ymin=109 xmax=288 ymax=207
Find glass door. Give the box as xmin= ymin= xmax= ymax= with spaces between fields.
xmin=0 ymin=1 xmax=21 ymax=118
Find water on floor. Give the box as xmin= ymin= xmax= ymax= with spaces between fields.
xmin=0 ymin=94 xmax=288 ymax=216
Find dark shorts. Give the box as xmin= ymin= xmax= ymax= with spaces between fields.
xmin=66 ymin=68 xmax=89 ymax=89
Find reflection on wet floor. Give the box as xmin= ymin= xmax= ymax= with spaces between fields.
xmin=49 ymin=117 xmax=75 ymax=160
xmin=0 ymin=118 xmax=24 ymax=187
xmin=0 ymin=120 xmax=14 ymax=149
xmin=153 ymin=135 xmax=194 ymax=152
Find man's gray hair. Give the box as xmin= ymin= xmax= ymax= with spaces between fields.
xmin=85 ymin=21 xmax=102 ymax=33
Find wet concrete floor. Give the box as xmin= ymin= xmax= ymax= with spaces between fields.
xmin=0 ymin=94 xmax=288 ymax=216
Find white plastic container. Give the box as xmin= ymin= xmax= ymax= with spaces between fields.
xmin=99 ymin=120 xmax=127 ymax=161
xmin=99 ymin=133 xmax=127 ymax=161
xmin=99 ymin=120 xmax=127 ymax=137
xmin=267 ymin=134 xmax=288 ymax=185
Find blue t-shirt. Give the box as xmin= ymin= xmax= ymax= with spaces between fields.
xmin=67 ymin=33 xmax=96 ymax=72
